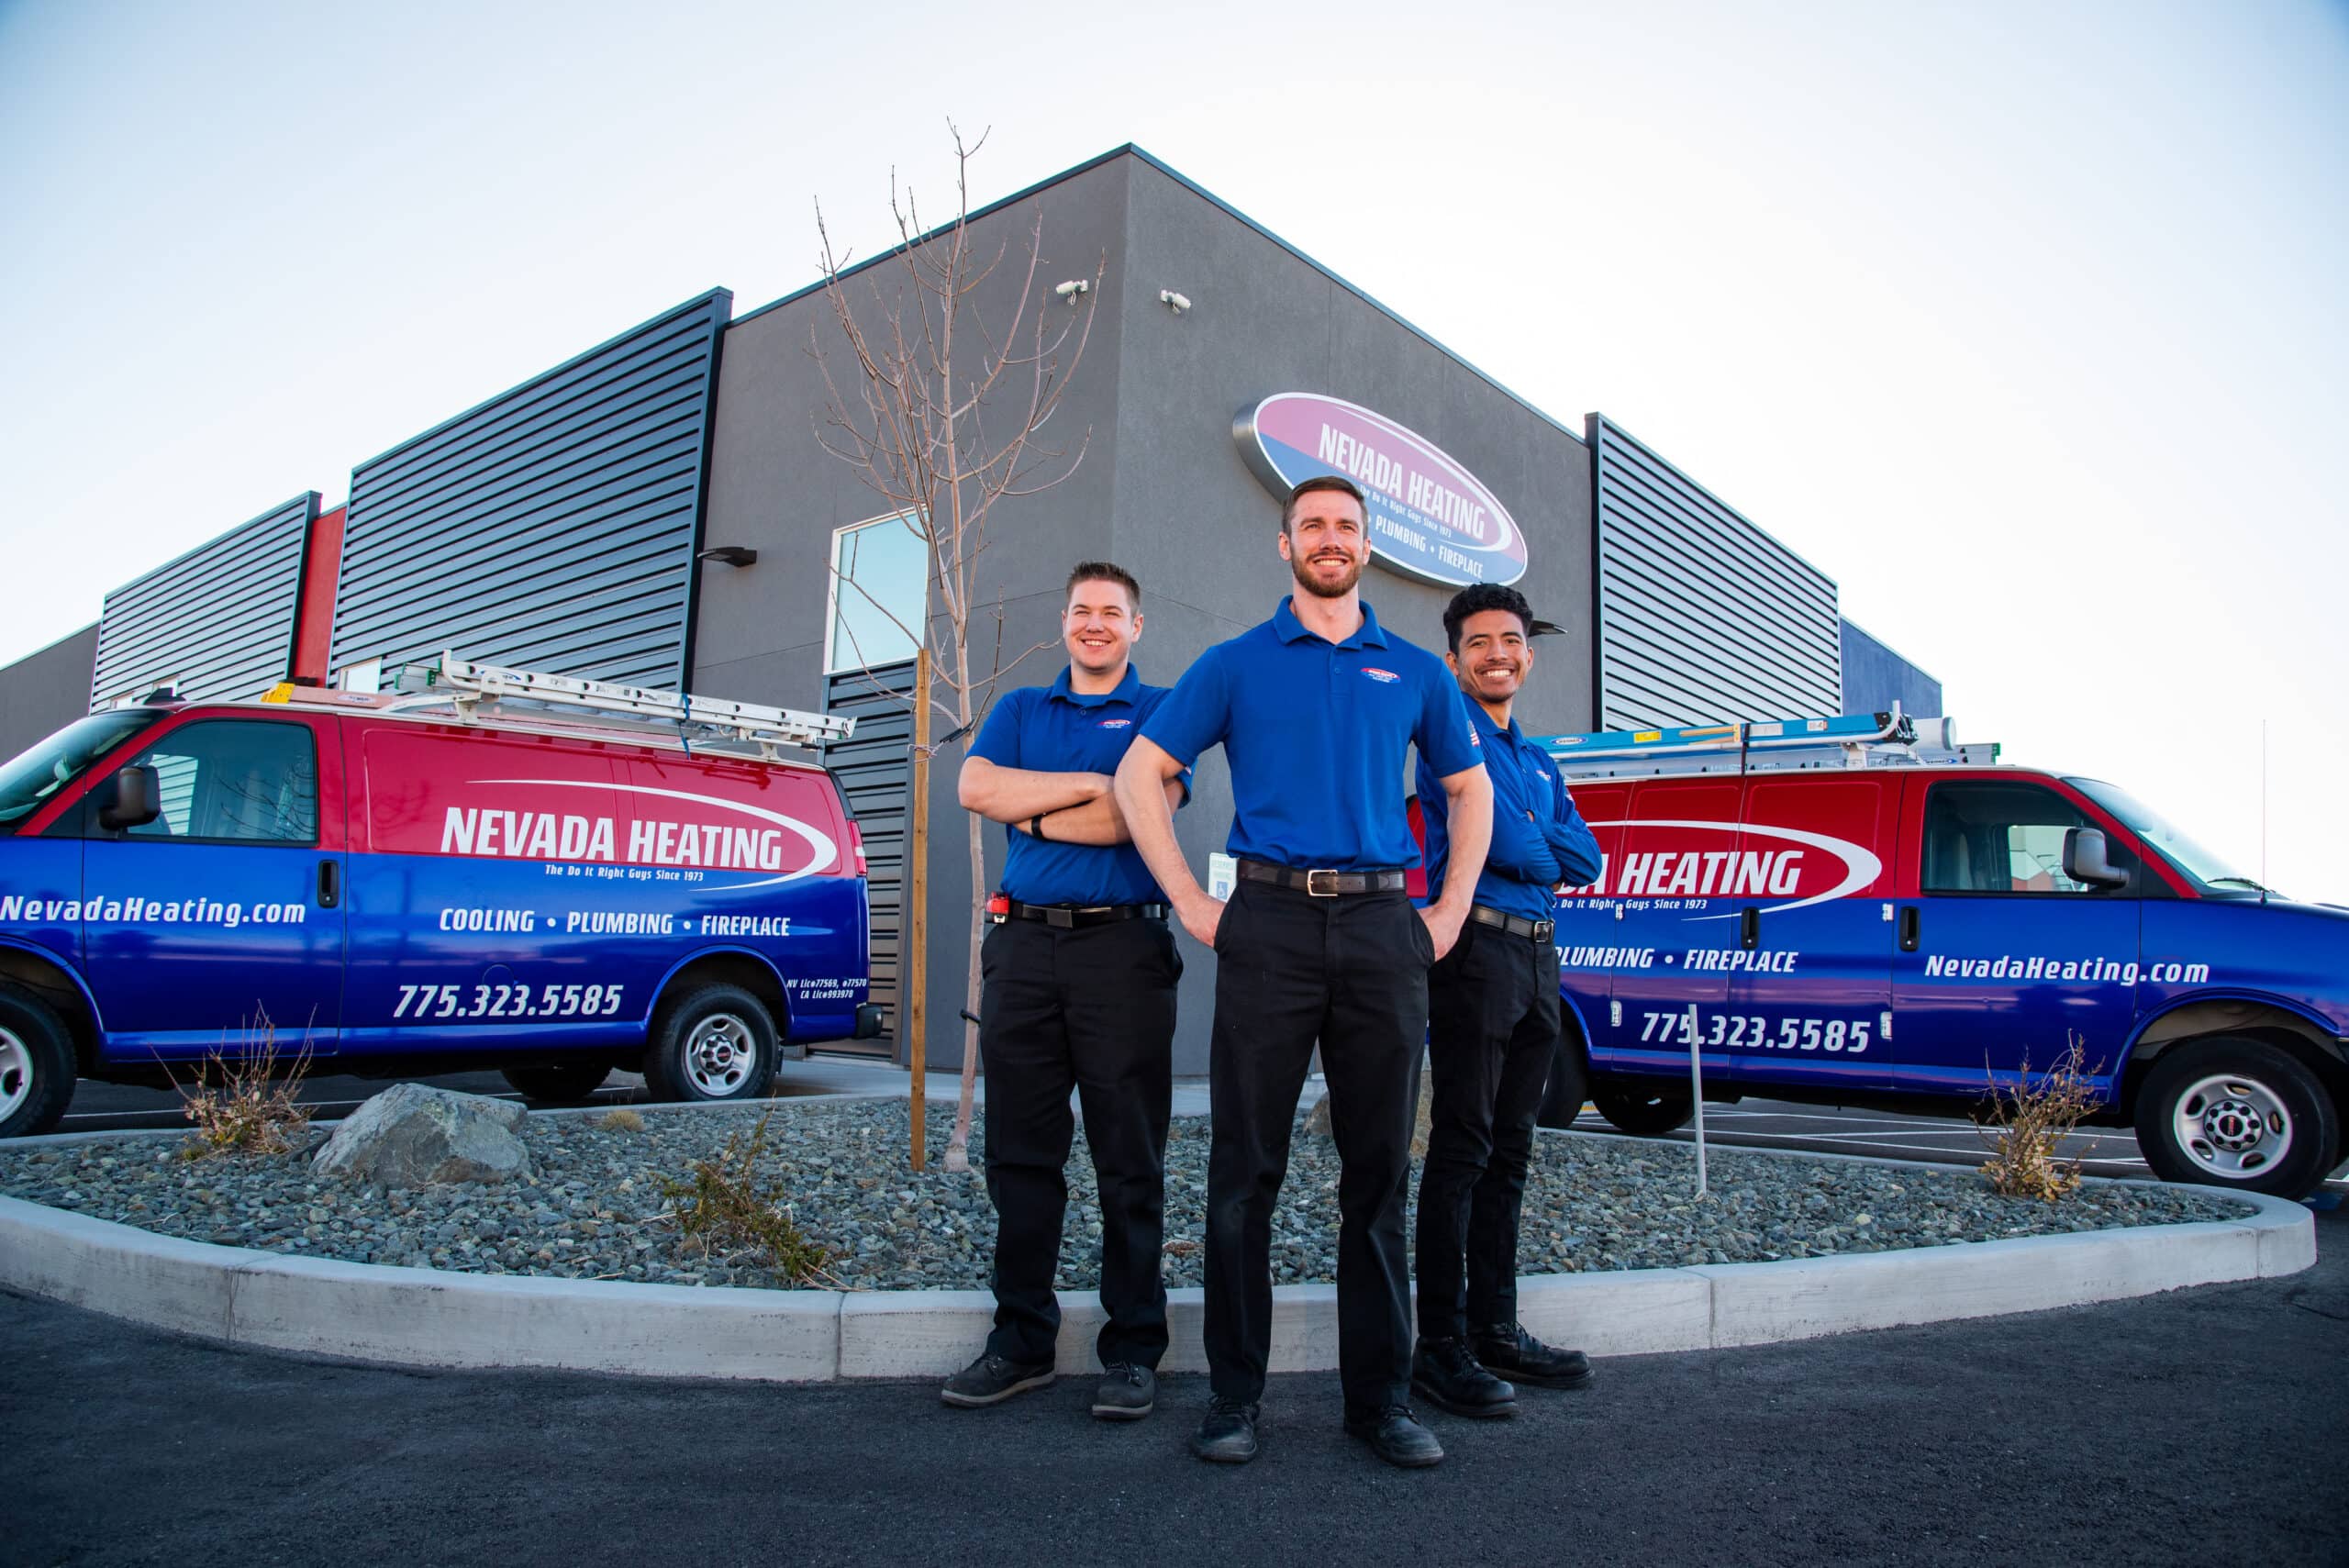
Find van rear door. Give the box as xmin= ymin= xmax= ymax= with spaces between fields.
xmin=1888 ymin=774 xmax=2140 ymax=1101
xmin=80 ymin=711 xmax=348 ymax=1062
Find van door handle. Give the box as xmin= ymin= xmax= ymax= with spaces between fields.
xmin=317 ymin=860 xmax=340 ymax=909
xmin=1898 ymin=906 xmax=1920 ymax=953
xmin=1740 ymin=907 xmax=1759 ymax=951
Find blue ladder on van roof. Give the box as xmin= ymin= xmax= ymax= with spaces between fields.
xmin=1528 ymin=705 xmax=1997 ymax=781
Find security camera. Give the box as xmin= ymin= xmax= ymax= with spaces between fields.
xmin=1160 ymin=290 xmax=1190 ymax=314
xmin=1053 ymin=279 xmax=1090 ymax=300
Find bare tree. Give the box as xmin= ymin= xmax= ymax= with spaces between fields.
xmin=812 ymin=125 xmax=1104 ymax=1173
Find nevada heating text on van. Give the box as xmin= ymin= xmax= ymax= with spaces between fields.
xmin=0 ymin=657 xmax=877 ymax=1136
xmin=1535 ymin=711 xmax=2349 ymax=1198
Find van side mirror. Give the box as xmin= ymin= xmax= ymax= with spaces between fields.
xmin=99 ymin=764 xmax=160 ymax=831
xmin=2063 ymin=827 xmax=2129 ymax=891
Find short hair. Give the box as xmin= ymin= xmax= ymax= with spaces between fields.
xmin=1442 ymin=583 xmax=1534 ymax=652
xmin=1065 ymin=560 xmax=1141 ymax=610
xmin=1281 ymin=473 xmax=1368 ymax=532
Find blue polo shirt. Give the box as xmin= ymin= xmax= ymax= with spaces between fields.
xmin=1419 ymin=705 xmax=1603 ymax=921
xmin=969 ymin=663 xmax=1181 ymax=906
xmin=1142 ymin=596 xmax=1483 ymax=872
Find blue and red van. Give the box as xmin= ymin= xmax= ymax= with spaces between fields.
xmin=0 ymin=672 xmax=876 ymax=1136
xmin=1535 ymin=717 xmax=2349 ymax=1198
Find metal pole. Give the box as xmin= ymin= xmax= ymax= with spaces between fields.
xmin=1686 ymin=1002 xmax=1708 ymax=1198
xmin=905 ymin=649 xmax=932 ymax=1172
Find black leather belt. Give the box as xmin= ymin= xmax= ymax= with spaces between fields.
xmin=995 ymin=898 xmax=1168 ymax=929
xmin=1471 ymin=905 xmax=1555 ymax=942
xmin=1237 ymin=859 xmax=1408 ymax=897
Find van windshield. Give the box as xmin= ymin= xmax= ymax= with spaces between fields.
xmin=2066 ymin=776 xmax=2261 ymax=895
xmin=0 ymin=710 xmax=162 ymax=830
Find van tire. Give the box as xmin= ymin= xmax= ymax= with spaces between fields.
xmin=500 ymin=1062 xmax=616 ymax=1105
xmin=644 ymin=984 xmax=776 ymax=1104
xmin=2133 ymin=1036 xmax=2337 ymax=1198
xmin=1536 ymin=1040 xmax=1590 ymax=1130
xmin=1592 ymin=1084 xmax=1695 ymax=1138
xmin=0 ymin=987 xmax=74 ymax=1139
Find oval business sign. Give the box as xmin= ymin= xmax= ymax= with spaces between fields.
xmin=1234 ymin=393 xmax=1529 ymax=588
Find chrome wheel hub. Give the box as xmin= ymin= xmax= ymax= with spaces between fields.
xmin=0 ymin=1028 xmax=30 ymax=1123
xmin=2173 ymin=1073 xmax=2292 ymax=1179
xmin=684 ymin=1014 xmax=755 ymax=1097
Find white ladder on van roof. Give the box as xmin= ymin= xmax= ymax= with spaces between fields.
xmin=379 ymin=652 xmax=855 ymax=759
xmin=1530 ymin=705 xmax=1995 ymax=782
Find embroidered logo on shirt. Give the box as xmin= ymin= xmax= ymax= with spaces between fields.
xmin=1362 ymin=667 xmax=1400 ymax=684
xmin=1097 ymin=718 xmax=1132 ymax=729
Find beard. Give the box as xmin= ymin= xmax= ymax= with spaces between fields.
xmin=1289 ymin=549 xmax=1365 ymax=599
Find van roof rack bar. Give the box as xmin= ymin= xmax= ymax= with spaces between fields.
xmin=370 ymin=652 xmax=855 ymax=758
xmin=1530 ymin=705 xmax=1985 ymax=780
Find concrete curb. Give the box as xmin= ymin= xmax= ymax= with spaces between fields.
xmin=0 ymin=1186 xmax=2313 ymax=1383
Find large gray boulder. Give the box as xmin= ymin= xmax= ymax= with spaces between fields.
xmin=313 ymin=1084 xmax=533 ymax=1188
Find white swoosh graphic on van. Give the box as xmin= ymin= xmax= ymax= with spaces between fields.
xmin=475 ymin=779 xmax=837 ymax=887
xmin=1586 ymin=818 xmax=1882 ymax=917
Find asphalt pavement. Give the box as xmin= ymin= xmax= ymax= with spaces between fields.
xmin=4 ymin=1211 xmax=2342 ymax=1567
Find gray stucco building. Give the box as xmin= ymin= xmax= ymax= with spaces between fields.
xmin=0 ymin=145 xmax=1939 ymax=1076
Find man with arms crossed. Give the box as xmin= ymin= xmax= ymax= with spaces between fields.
xmin=943 ymin=562 xmax=1187 ymax=1421
xmin=1115 ymin=475 xmax=1494 ymax=1469
xmin=1409 ymin=584 xmax=1604 ymax=1421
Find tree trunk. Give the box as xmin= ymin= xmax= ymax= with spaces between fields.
xmin=904 ymin=650 xmax=932 ymax=1171
xmin=941 ymin=800 xmax=986 ymax=1173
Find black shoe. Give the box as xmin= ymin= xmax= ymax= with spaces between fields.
xmin=1471 ymin=1321 xmax=1594 ymax=1390
xmin=1343 ymin=1404 xmax=1444 ymax=1469
xmin=1092 ymin=1362 xmax=1156 ymax=1422
xmin=1190 ymin=1396 xmax=1261 ymax=1463
xmin=940 ymin=1351 xmax=1054 ymax=1407
xmin=1410 ymin=1337 xmax=1517 ymax=1418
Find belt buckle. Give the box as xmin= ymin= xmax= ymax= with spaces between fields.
xmin=1305 ymin=868 xmax=1341 ymax=897
xmin=1044 ymin=906 xmax=1076 ymax=929
xmin=1532 ymin=918 xmax=1555 ymax=943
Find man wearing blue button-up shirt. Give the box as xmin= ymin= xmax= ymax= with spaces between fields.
xmin=1411 ymin=584 xmax=1605 ymax=1420
xmin=1117 ymin=475 xmax=1494 ymax=1470
xmin=941 ymin=562 xmax=1188 ymax=1425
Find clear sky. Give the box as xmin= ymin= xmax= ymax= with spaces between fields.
xmin=3 ymin=0 xmax=2343 ymax=896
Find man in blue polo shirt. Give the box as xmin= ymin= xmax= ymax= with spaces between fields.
xmin=942 ymin=562 xmax=1187 ymax=1423
xmin=1410 ymin=583 xmax=1605 ymax=1422
xmin=1116 ymin=474 xmax=1494 ymax=1470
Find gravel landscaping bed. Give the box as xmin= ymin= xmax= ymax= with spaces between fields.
xmin=0 ymin=1097 xmax=2254 ymax=1293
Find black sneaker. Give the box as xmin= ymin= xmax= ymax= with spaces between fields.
xmin=940 ymin=1351 xmax=1055 ymax=1407
xmin=1190 ymin=1396 xmax=1261 ymax=1463
xmin=1410 ymin=1337 xmax=1517 ymax=1418
xmin=1343 ymin=1404 xmax=1444 ymax=1468
xmin=1471 ymin=1321 xmax=1594 ymax=1390
xmin=1092 ymin=1362 xmax=1157 ymax=1422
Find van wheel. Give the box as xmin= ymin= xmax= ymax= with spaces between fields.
xmin=1593 ymin=1084 xmax=1694 ymax=1138
xmin=500 ymin=1062 xmax=616 ymax=1105
xmin=1536 ymin=1040 xmax=1590 ymax=1130
xmin=0 ymin=988 xmax=75 ymax=1139
xmin=644 ymin=985 xmax=776 ymax=1104
xmin=2133 ymin=1036 xmax=2337 ymax=1198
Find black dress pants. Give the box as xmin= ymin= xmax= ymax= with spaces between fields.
xmin=979 ymin=913 xmax=1179 ymax=1369
xmin=1204 ymin=878 xmax=1433 ymax=1412
xmin=1416 ymin=919 xmax=1563 ymax=1340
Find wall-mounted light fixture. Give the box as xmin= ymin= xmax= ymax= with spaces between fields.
xmin=1159 ymin=289 xmax=1190 ymax=314
xmin=696 ymin=546 xmax=759 ymax=567
xmin=1529 ymin=618 xmax=1566 ymax=638
xmin=1053 ymin=279 xmax=1090 ymax=301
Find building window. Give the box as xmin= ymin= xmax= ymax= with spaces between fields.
xmin=827 ymin=514 xmax=929 ymax=673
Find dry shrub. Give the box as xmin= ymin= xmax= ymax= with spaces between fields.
xmin=657 ymin=1108 xmax=831 ymax=1283
xmin=596 ymin=1107 xmax=645 ymax=1133
xmin=1979 ymin=1033 xmax=2099 ymax=1201
xmin=170 ymin=1018 xmax=314 ymax=1159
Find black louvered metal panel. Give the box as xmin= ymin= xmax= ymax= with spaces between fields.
xmin=89 ymin=493 xmax=317 ymax=709
xmin=825 ymin=660 xmax=917 ymax=1047
xmin=331 ymin=291 xmax=732 ymax=690
xmin=1589 ymin=416 xmax=1841 ymax=729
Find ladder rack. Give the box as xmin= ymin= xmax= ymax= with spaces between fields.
xmin=1531 ymin=705 xmax=1997 ymax=782
xmin=268 ymin=653 xmax=854 ymax=760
